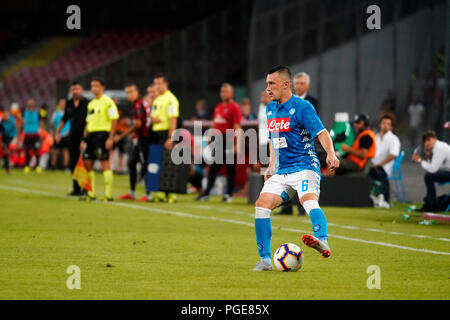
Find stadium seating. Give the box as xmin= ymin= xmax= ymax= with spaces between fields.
xmin=0 ymin=29 xmax=166 ymax=109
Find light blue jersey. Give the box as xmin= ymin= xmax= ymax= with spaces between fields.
xmin=0 ymin=115 xmax=16 ymax=139
xmin=266 ymin=95 xmax=325 ymax=175
xmin=52 ymin=110 xmax=70 ymax=137
xmin=23 ymin=109 xmax=40 ymax=134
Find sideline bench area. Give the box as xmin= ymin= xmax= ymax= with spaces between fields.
xmin=422 ymin=212 xmax=450 ymax=222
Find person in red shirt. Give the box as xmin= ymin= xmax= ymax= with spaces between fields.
xmin=197 ymin=83 xmax=242 ymax=203
xmin=117 ymin=83 xmax=153 ymax=201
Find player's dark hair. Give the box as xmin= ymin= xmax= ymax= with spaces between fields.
xmin=267 ymin=65 xmax=292 ymax=80
xmin=70 ymin=81 xmax=82 ymax=87
xmin=91 ymin=76 xmax=105 ymax=86
xmin=154 ymin=73 xmax=167 ymax=82
xmin=422 ymin=130 xmax=437 ymax=143
xmin=354 ymin=113 xmax=370 ymax=127
xmin=379 ymin=114 xmax=394 ymax=126
xmin=125 ymin=83 xmax=139 ymax=91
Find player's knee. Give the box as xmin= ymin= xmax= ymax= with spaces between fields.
xmin=255 ymin=193 xmax=278 ymax=210
xmin=302 ymin=199 xmax=320 ymax=215
xmin=255 ymin=197 xmax=266 ymax=208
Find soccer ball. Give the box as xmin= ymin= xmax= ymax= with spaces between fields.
xmin=273 ymin=243 xmax=304 ymax=272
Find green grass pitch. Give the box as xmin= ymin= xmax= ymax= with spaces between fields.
xmin=0 ymin=169 xmax=449 ymax=300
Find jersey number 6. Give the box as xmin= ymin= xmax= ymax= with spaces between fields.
xmin=301 ymin=180 xmax=308 ymax=192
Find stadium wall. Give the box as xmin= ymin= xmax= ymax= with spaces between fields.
xmin=249 ymin=1 xmax=446 ymax=128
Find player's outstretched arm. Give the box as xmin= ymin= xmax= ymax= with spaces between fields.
xmin=317 ymin=130 xmax=339 ymax=170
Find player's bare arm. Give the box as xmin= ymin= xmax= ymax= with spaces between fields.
xmin=106 ymin=119 xmax=117 ymax=150
xmin=80 ymin=126 xmax=88 ymax=152
xmin=165 ymin=117 xmax=177 ymax=150
xmin=317 ymin=130 xmax=339 ymax=170
xmin=264 ymin=141 xmax=276 ymax=181
xmin=341 ymin=143 xmax=368 ymax=159
xmin=115 ymin=118 xmax=141 ymax=142
xmin=55 ymin=120 xmax=65 ymax=144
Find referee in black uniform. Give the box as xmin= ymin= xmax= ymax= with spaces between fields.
xmin=55 ymin=81 xmax=89 ymax=196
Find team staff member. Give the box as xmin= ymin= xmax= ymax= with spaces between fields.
xmin=412 ymin=130 xmax=450 ymax=211
xmin=197 ymin=83 xmax=242 ymax=203
xmin=80 ymin=77 xmax=119 ymax=201
xmin=56 ymin=82 xmax=89 ymax=196
xmin=334 ymin=113 xmax=376 ymax=175
xmin=23 ymin=98 xmax=44 ymax=173
xmin=150 ymin=74 xmax=179 ymax=203
xmin=118 ymin=84 xmax=153 ymax=202
xmin=0 ymin=109 xmax=17 ymax=174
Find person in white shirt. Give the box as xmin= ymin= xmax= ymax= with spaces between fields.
xmin=412 ymin=130 xmax=450 ymax=211
xmin=369 ymin=115 xmax=401 ymax=207
xmin=257 ymin=90 xmax=271 ymax=165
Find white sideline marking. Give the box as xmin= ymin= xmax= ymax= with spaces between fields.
xmin=1 ymin=184 xmax=450 ymax=256
xmin=7 ymin=178 xmax=450 ymax=243
xmin=195 ymin=202 xmax=450 ymax=243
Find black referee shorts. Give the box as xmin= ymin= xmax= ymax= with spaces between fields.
xmin=149 ymin=130 xmax=168 ymax=145
xmin=83 ymin=131 xmax=110 ymax=161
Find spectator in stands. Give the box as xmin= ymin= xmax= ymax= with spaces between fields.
xmin=369 ymin=114 xmax=401 ymax=208
xmin=50 ymin=98 xmax=70 ymax=170
xmin=408 ymin=98 xmax=425 ymax=148
xmin=23 ymin=98 xmax=44 ymax=173
xmin=0 ymin=108 xmax=17 ymax=174
xmin=293 ymin=72 xmax=319 ymax=113
xmin=197 ymin=83 xmax=242 ymax=203
xmin=280 ymin=72 xmax=321 ymax=215
xmin=192 ymin=99 xmax=211 ymax=120
xmin=240 ymin=97 xmax=256 ymax=120
xmin=380 ymin=91 xmax=396 ymax=122
xmin=408 ymin=68 xmax=424 ymax=106
xmin=56 ymin=82 xmax=89 ymax=196
xmin=412 ymin=130 xmax=450 ymax=212
xmin=331 ymin=113 xmax=376 ymax=175
xmin=426 ymin=75 xmax=444 ymax=138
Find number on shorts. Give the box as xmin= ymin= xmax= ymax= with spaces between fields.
xmin=302 ymin=180 xmax=308 ymax=192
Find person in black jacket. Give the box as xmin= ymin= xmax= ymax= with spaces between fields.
xmin=55 ymin=81 xmax=89 ymax=196
xmin=279 ymin=72 xmax=320 ymax=215
xmin=294 ymin=72 xmax=319 ymax=113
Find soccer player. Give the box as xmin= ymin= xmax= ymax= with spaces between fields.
xmin=252 ymin=65 xmax=339 ymax=271
xmin=0 ymin=109 xmax=17 ymax=174
xmin=56 ymin=82 xmax=89 ymax=196
xmin=150 ymin=74 xmax=179 ymax=203
xmin=117 ymin=83 xmax=152 ymax=201
xmin=80 ymin=77 xmax=119 ymax=201
xmin=23 ymin=98 xmax=44 ymax=173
